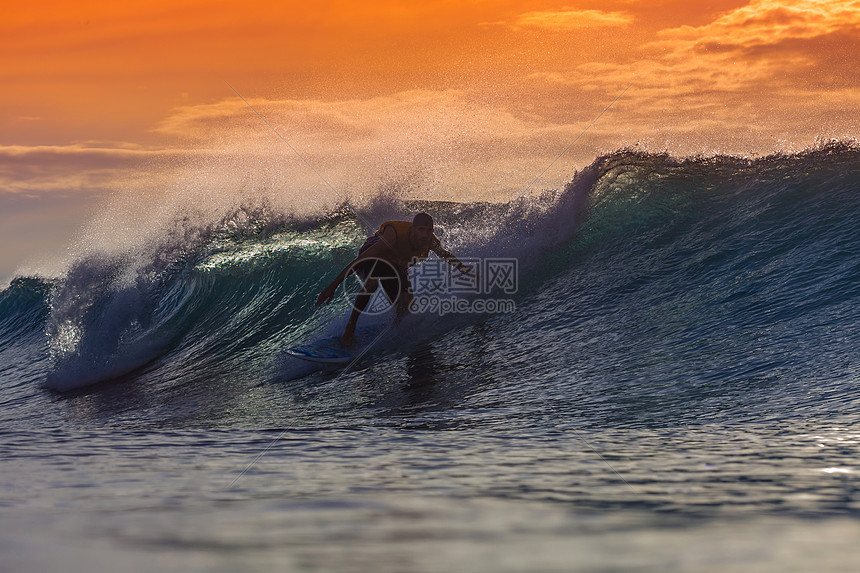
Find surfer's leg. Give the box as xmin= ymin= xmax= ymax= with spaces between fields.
xmin=342 ymin=278 xmax=378 ymax=346
xmin=386 ymin=264 xmax=412 ymax=323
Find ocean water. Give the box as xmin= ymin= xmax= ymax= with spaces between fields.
xmin=2 ymin=144 xmax=860 ymax=571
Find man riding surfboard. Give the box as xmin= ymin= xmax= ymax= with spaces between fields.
xmin=316 ymin=212 xmax=473 ymax=346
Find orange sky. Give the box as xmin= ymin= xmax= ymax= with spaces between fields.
xmin=0 ymin=1 xmax=726 ymax=142
xmin=1 ymin=0 xmax=859 ymax=278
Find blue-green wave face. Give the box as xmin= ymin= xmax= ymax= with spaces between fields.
xmin=1 ymin=143 xmax=859 ymax=397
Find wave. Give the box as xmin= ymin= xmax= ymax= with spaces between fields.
xmin=2 ymin=142 xmax=859 ymax=392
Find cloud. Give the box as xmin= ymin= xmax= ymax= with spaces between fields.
xmin=3 ymin=88 xmax=616 ymax=208
xmin=7 ymin=89 xmax=615 ymax=206
xmin=516 ymin=0 xmax=860 ymax=156
xmin=152 ymin=89 xmax=601 ymax=197
xmin=0 ymin=143 xmax=177 ymax=162
xmin=0 ymin=143 xmax=188 ymax=197
xmin=534 ymin=0 xmax=860 ymax=92
xmin=500 ymin=8 xmax=633 ymax=31
xmin=650 ymin=0 xmax=860 ymax=54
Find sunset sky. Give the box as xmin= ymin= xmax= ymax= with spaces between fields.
xmin=1 ymin=0 xmax=858 ymax=281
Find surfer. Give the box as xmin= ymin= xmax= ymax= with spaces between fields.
xmin=316 ymin=212 xmax=473 ymax=346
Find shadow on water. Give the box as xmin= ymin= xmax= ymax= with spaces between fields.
xmin=367 ymin=323 xmax=503 ymax=429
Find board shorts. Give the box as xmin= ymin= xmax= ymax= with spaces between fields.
xmin=352 ymin=235 xmax=411 ymax=303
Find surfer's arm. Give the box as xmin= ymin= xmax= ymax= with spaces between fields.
xmin=316 ymin=227 xmax=398 ymax=305
xmin=431 ymin=237 xmax=475 ymax=277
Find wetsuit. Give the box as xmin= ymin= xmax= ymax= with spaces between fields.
xmin=353 ymin=221 xmax=431 ymax=302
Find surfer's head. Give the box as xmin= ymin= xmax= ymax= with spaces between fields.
xmin=410 ymin=212 xmax=434 ymax=249
xmin=413 ymin=212 xmax=433 ymax=229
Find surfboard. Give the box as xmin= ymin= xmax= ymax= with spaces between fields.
xmin=285 ymin=324 xmax=387 ymax=365
xmin=286 ymin=336 xmax=355 ymax=364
